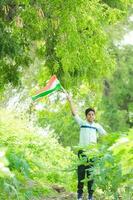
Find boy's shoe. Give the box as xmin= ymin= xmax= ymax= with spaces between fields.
xmin=77 ymin=196 xmax=82 ymax=200
xmin=88 ymin=197 xmax=94 ymax=200
xmin=77 ymin=193 xmax=83 ymax=200
xmin=88 ymin=195 xmax=94 ymax=200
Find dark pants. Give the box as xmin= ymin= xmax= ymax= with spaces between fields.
xmin=77 ymin=150 xmax=94 ymax=198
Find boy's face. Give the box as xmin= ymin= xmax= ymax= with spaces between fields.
xmin=86 ymin=111 xmax=95 ymax=123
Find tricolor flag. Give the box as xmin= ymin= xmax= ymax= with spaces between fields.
xmin=32 ymin=75 xmax=62 ymax=101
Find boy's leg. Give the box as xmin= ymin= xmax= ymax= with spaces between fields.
xmin=87 ymin=179 xmax=94 ymax=199
xmin=77 ymin=164 xmax=85 ymax=199
xmin=77 ymin=150 xmax=86 ymax=199
xmin=86 ymin=160 xmax=94 ymax=199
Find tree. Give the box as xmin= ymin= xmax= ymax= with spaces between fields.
xmin=101 ymin=45 xmax=133 ymax=131
xmin=0 ymin=0 xmax=132 ymax=91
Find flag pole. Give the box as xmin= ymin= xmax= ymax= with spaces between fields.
xmin=61 ymin=85 xmax=66 ymax=93
xmin=61 ymin=85 xmax=69 ymax=96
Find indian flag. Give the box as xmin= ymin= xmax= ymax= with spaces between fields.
xmin=32 ymin=75 xmax=62 ymax=101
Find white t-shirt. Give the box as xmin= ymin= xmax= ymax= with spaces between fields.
xmin=74 ymin=115 xmax=106 ymax=147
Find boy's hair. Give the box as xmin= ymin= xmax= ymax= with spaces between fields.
xmin=85 ymin=108 xmax=95 ymax=116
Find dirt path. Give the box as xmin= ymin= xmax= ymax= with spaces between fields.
xmin=45 ymin=192 xmax=76 ymax=200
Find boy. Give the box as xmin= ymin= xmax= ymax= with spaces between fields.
xmin=66 ymin=93 xmax=106 ymax=200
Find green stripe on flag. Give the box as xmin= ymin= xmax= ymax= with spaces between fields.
xmin=32 ymin=83 xmax=62 ymax=101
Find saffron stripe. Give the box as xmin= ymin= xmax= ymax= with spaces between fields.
xmin=32 ymin=83 xmax=61 ymax=101
xmin=36 ymin=75 xmax=57 ymax=95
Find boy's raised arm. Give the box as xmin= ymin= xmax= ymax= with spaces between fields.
xmin=65 ymin=92 xmax=77 ymax=116
xmin=63 ymin=90 xmax=84 ymax=126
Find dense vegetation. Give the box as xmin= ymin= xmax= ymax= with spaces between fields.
xmin=0 ymin=0 xmax=133 ymax=199
xmin=0 ymin=110 xmax=133 ymax=199
xmin=0 ymin=0 xmax=132 ymax=90
xmin=101 ymin=45 xmax=133 ymax=131
xmin=0 ymin=110 xmax=76 ymax=199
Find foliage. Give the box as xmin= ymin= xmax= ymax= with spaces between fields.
xmin=0 ymin=149 xmax=12 ymax=178
xmin=38 ymin=99 xmax=79 ymax=147
xmin=0 ymin=1 xmax=133 ymax=199
xmin=0 ymin=111 xmax=133 ymax=199
xmin=0 ymin=0 xmax=133 ymax=91
xmin=83 ymin=130 xmax=133 ymax=199
xmin=0 ymin=109 xmax=76 ymax=199
xmin=101 ymin=45 xmax=133 ymax=132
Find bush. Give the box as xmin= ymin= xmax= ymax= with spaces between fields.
xmin=0 ymin=109 xmax=76 ymax=199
